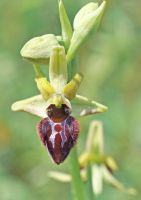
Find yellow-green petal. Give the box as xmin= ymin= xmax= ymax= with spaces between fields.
xmin=63 ymin=73 xmax=83 ymax=100
xmin=35 ymin=77 xmax=55 ymax=100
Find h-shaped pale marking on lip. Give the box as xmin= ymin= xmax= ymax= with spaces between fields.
xmin=48 ymin=119 xmax=68 ymax=149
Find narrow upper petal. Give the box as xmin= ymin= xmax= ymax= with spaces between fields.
xmin=11 ymin=95 xmax=48 ymax=118
xmin=63 ymin=73 xmax=83 ymax=100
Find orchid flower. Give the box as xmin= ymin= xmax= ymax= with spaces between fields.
xmin=11 ymin=46 xmax=107 ymax=164
xmin=11 ymin=0 xmax=107 ymax=165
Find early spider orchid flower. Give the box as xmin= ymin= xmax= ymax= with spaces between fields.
xmin=79 ymin=121 xmax=137 ymax=195
xmin=48 ymin=121 xmax=137 ymax=195
xmin=11 ymin=46 xmax=107 ymax=164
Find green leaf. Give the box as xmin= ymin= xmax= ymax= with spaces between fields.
xmin=58 ymin=0 xmax=73 ymax=49
xmin=67 ymin=1 xmax=106 ymax=63
xmin=20 ymin=34 xmax=60 ymax=64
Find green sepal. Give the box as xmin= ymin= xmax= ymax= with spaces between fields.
xmin=49 ymin=46 xmax=68 ymax=92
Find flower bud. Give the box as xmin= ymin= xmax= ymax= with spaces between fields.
xmin=67 ymin=1 xmax=106 ymax=63
xmin=21 ymin=34 xmax=60 ymax=64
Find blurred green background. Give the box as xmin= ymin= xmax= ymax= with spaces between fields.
xmin=0 ymin=0 xmax=141 ymax=199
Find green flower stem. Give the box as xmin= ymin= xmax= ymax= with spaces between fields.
xmin=86 ymin=163 xmax=94 ymax=200
xmin=68 ymin=49 xmax=87 ymax=200
xmin=68 ymin=57 xmax=79 ymax=81
xmin=33 ymin=64 xmax=44 ymax=77
xmin=68 ymin=61 xmax=73 ymax=81
xmin=69 ymin=147 xmax=86 ymax=200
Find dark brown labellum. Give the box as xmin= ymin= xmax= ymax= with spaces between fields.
xmin=37 ymin=104 xmax=79 ymax=164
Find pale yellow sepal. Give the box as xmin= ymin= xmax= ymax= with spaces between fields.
xmin=11 ymin=95 xmax=48 ymax=118
xmin=49 ymin=46 xmax=68 ymax=92
xmin=35 ymin=77 xmax=55 ymax=100
xmin=63 ymin=73 xmax=83 ymax=100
